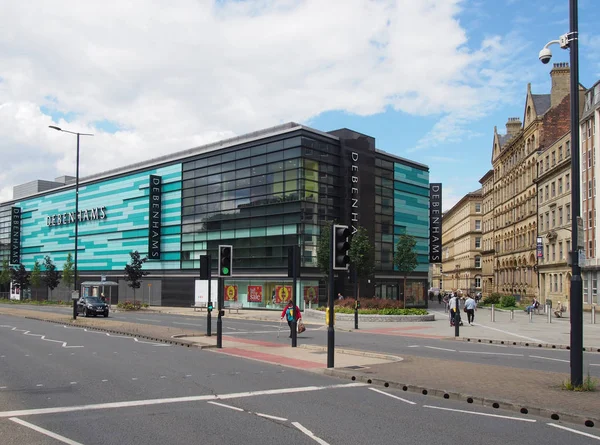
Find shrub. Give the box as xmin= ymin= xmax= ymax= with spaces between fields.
xmin=482 ymin=293 xmax=501 ymax=305
xmin=500 ymin=295 xmax=516 ymax=308
xmin=117 ymin=300 xmax=143 ymax=311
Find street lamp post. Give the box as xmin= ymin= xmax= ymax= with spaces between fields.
xmin=539 ymin=0 xmax=582 ymax=386
xmin=49 ymin=126 xmax=94 ymax=320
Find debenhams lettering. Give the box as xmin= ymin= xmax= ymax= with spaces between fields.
xmin=46 ymin=207 xmax=107 ymax=226
xmin=350 ymin=151 xmax=359 ymax=235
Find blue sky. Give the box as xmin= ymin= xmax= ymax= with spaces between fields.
xmin=0 ymin=0 xmax=599 ymax=210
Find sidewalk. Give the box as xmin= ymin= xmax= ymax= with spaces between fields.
xmin=1 ymin=305 xmax=598 ymax=429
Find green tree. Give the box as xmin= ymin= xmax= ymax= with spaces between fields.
xmin=62 ymin=253 xmax=74 ymax=290
xmin=124 ymin=250 xmax=148 ymax=304
xmin=11 ymin=263 xmax=30 ymax=299
xmin=393 ymin=234 xmax=418 ymax=306
xmin=0 ymin=259 xmax=11 ymax=293
xmin=43 ymin=256 xmax=61 ymax=300
xmin=348 ymin=226 xmax=375 ymax=300
xmin=30 ymin=260 xmax=42 ymax=300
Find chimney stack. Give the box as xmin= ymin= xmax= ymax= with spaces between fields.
xmin=550 ymin=62 xmax=570 ymax=107
xmin=505 ymin=117 xmax=522 ymax=137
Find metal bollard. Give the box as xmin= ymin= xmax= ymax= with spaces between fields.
xmin=529 ymin=310 xmax=533 ymax=323
xmin=510 ymin=310 xmax=514 ymax=321
xmin=491 ymin=304 xmax=495 ymax=322
xmin=592 ymin=305 xmax=596 ymax=324
xmin=547 ymin=304 xmax=552 ymax=323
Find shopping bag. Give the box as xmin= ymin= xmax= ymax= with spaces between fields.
xmin=297 ymin=320 xmax=306 ymax=333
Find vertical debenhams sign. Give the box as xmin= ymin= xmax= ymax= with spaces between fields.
xmin=10 ymin=207 xmax=21 ymax=265
xmin=148 ymin=175 xmax=162 ymax=259
xmin=350 ymin=151 xmax=359 ymax=235
xmin=429 ymin=183 xmax=442 ymax=263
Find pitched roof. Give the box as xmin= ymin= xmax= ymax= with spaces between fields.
xmin=532 ymin=94 xmax=551 ymax=116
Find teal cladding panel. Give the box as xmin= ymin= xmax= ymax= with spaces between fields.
xmin=15 ymin=165 xmax=182 ymax=271
xmin=393 ymin=163 xmax=429 ymax=272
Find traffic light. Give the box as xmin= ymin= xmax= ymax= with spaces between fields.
xmin=199 ymin=255 xmax=211 ymax=279
xmin=218 ymin=245 xmax=232 ymax=276
xmin=332 ymin=224 xmax=351 ymax=270
xmin=207 ymin=302 xmax=213 ymax=312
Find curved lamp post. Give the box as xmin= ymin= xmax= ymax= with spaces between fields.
xmin=49 ymin=126 xmax=94 ymax=320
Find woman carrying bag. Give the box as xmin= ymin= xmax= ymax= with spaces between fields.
xmin=281 ymin=300 xmax=304 ymax=338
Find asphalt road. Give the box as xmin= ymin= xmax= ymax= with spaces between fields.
xmin=1 ymin=315 xmax=598 ymax=445
xmin=6 ymin=304 xmax=599 ymax=377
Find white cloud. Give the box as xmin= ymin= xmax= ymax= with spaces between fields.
xmin=0 ymin=0 xmax=519 ymax=202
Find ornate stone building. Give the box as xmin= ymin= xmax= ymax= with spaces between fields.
xmin=489 ymin=64 xmax=571 ymax=301
xmin=479 ymin=169 xmax=495 ymax=296
xmin=580 ymin=79 xmax=600 ymax=308
xmin=439 ymin=190 xmax=483 ymax=294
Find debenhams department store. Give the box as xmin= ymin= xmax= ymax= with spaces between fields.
xmin=0 ymin=123 xmax=431 ymax=309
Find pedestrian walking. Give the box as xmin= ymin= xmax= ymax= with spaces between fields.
xmin=280 ymin=300 xmax=302 ymax=338
xmin=337 ymin=292 xmax=344 ymax=300
xmin=464 ymin=294 xmax=477 ymax=325
xmin=448 ymin=293 xmax=460 ymax=326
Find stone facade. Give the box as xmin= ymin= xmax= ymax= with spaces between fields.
xmin=439 ymin=190 xmax=483 ymax=295
xmin=479 ymin=169 xmax=495 ymax=296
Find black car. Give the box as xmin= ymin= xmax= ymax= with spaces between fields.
xmin=77 ymin=296 xmax=109 ymax=317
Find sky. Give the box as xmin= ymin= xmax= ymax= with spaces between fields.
xmin=1 ymin=0 xmax=599 ymax=211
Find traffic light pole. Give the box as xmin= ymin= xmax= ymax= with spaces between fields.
xmin=217 ymin=276 xmax=223 ymax=348
xmin=291 ymin=245 xmax=298 ymax=348
xmin=207 ymin=254 xmax=212 ymax=337
xmin=327 ymin=226 xmax=335 ymax=368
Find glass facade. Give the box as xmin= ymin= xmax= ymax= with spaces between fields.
xmin=0 ymin=123 xmax=431 ymax=308
xmin=180 ymin=133 xmax=342 ymax=273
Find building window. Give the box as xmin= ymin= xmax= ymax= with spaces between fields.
xmin=566 ymin=140 xmax=570 ymax=157
xmin=566 ymin=174 xmax=570 ymax=190
xmin=475 ymin=276 xmax=481 ymax=288
xmin=552 ymin=210 xmax=555 ymax=227
xmin=558 ymin=178 xmax=563 ymax=194
xmin=566 ymin=204 xmax=571 ymax=220
xmin=540 ymin=215 xmax=544 ymax=231
xmin=552 ymin=244 xmax=556 ymax=261
xmin=560 ymin=274 xmax=563 ymax=293
xmin=558 ymin=146 xmax=563 ymax=160
xmin=559 ymin=206 xmax=563 ymax=225
xmin=545 ymin=156 xmax=550 ymax=170
xmin=545 ymin=212 xmax=549 ymax=228
xmin=545 ymin=185 xmax=549 ymax=200
xmin=475 ymin=237 xmax=481 ymax=248
xmin=551 ymin=182 xmax=556 ymax=197
xmin=475 ymin=203 xmax=481 ymax=213
xmin=594 ymin=280 xmax=598 ymax=299
xmin=552 ymin=151 xmax=556 ymax=166
xmin=475 ymin=256 xmax=481 ymax=268
xmin=589 ymin=210 xmax=593 ymax=228
xmin=559 ymin=242 xmax=563 ymax=260
xmin=475 ymin=220 xmax=481 ymax=230
xmin=589 ymin=150 xmax=592 ymax=168
xmin=554 ymin=275 xmax=558 ymax=292
xmin=589 ymin=180 xmax=593 ymax=198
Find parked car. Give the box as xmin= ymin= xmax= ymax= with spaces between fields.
xmin=77 ymin=296 xmax=109 ymax=317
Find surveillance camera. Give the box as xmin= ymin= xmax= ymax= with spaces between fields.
xmin=538 ymin=47 xmax=552 ymax=64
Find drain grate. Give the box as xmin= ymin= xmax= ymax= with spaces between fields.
xmin=344 ymin=365 xmax=367 ymax=370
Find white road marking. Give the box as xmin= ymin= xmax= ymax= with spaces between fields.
xmin=0 ymin=325 xmax=83 ymax=348
xmin=469 ymin=323 xmax=546 ymax=343
xmin=222 ymin=330 xmax=280 ymax=335
xmin=9 ymin=418 xmax=84 ymax=445
xmin=207 ymin=401 xmax=244 ymax=412
xmin=101 ymin=380 xmax=108 ymax=382
xmin=0 ymin=386 xmax=6 ymax=389
xmin=70 ymin=382 xmax=77 ymax=385
xmin=423 ymin=405 xmax=536 ymax=422
xmin=369 ymin=387 xmax=416 ymax=405
xmin=160 ymin=376 xmax=166 ymax=379
xmin=590 ymin=363 xmax=599 ymax=367
xmin=36 ymin=384 xmax=43 ymax=387
xmin=132 ymin=378 xmax=138 ymax=381
xmin=547 ymin=422 xmax=600 ymax=440
xmin=424 ymin=346 xmax=456 ymax=352
xmin=172 ymin=322 xmax=200 ymax=327
xmin=529 ymin=355 xmax=569 ymax=363
xmin=292 ymin=422 xmax=330 ymax=445
xmin=256 ymin=413 xmax=287 ymax=421
xmin=185 ymin=375 xmax=192 ymax=377
xmin=0 ymin=383 xmax=366 ymax=418
xmin=459 ymin=351 xmax=524 ymax=357
xmin=407 ymin=345 xmax=420 ymax=348
xmin=134 ymin=318 xmax=161 ymax=322
xmin=62 ymin=326 xmax=169 ymax=346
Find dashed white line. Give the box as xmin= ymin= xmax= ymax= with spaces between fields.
xmin=292 ymin=422 xmax=330 ymax=445
xmin=160 ymin=376 xmax=166 ymax=379
xmin=590 ymin=364 xmax=599 ymax=367
xmin=185 ymin=375 xmax=192 ymax=377
xmin=172 ymin=322 xmax=200 ymax=327
xmin=424 ymin=346 xmax=456 ymax=352
xmin=9 ymin=418 xmax=84 ymax=445
xmin=207 ymin=401 xmax=244 ymax=412
xmin=547 ymin=422 xmax=600 ymax=440
xmin=407 ymin=345 xmax=420 ymax=348
xmin=70 ymin=382 xmax=77 ymax=385
xmin=256 ymin=413 xmax=288 ymax=421
xmin=529 ymin=355 xmax=569 ymax=363
xmin=369 ymin=387 xmax=416 ymax=405
xmin=101 ymin=380 xmax=108 ymax=382
xmin=459 ymin=351 xmax=524 ymax=357
xmin=0 ymin=386 xmax=6 ymax=389
xmin=423 ymin=405 xmax=536 ymax=422
xmin=36 ymin=384 xmax=43 ymax=387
